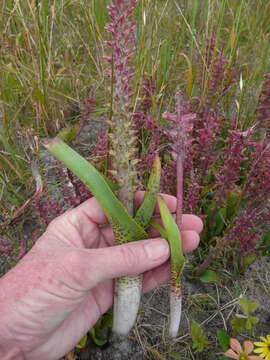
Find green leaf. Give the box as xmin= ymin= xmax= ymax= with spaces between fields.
xmin=75 ymin=333 xmax=88 ymax=349
xmin=231 ymin=296 xmax=259 ymax=335
xmin=135 ymin=156 xmax=161 ymax=230
xmin=214 ymin=208 xmax=227 ymax=236
xmin=44 ymin=137 xmax=147 ymax=244
xmin=246 ymin=315 xmax=259 ymax=330
xmin=191 ymin=320 xmax=208 ymax=353
xmin=262 ymin=230 xmax=270 ymax=255
xmin=200 ymin=269 xmax=221 ymax=285
xmin=262 ymin=230 xmax=270 ymax=245
xmin=231 ymin=316 xmax=246 ymax=335
xmin=226 ymin=191 xmax=240 ymax=219
xmin=89 ymin=328 xmax=107 ymax=347
xmin=241 ymin=253 xmax=256 ymax=272
xmin=239 ymin=295 xmax=258 ymax=316
xmin=201 ymin=183 xmax=216 ymax=197
xmin=157 ymin=196 xmax=185 ymax=285
xmin=217 ymin=330 xmax=230 ymax=351
xmin=99 ymin=310 xmax=113 ymax=329
xmin=150 ymin=219 xmax=168 ymax=240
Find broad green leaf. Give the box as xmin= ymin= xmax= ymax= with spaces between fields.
xmin=217 ymin=330 xmax=230 ymax=352
xmin=135 ymin=156 xmax=161 ymax=230
xmin=191 ymin=320 xmax=208 ymax=353
xmin=200 ymin=269 xmax=221 ymax=285
xmin=231 ymin=295 xmax=259 ymax=335
xmin=157 ymin=196 xmax=185 ymax=284
xmin=231 ymin=316 xmax=246 ymax=335
xmin=246 ymin=315 xmax=259 ymax=330
xmin=239 ymin=295 xmax=258 ymax=316
xmin=44 ymin=137 xmax=147 ymax=244
xmin=150 ymin=219 xmax=168 ymax=240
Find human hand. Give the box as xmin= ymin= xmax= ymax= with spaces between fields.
xmin=0 ymin=192 xmax=203 ymax=360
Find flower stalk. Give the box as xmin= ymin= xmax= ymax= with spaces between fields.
xmin=105 ymin=0 xmax=141 ymax=336
xmin=156 ymin=196 xmax=185 ymax=338
xmin=161 ymin=89 xmax=192 ymax=337
xmin=172 ymin=88 xmax=185 ymax=338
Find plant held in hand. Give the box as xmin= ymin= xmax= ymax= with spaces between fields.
xmin=155 ymin=88 xmax=193 ymax=337
xmin=44 ymin=138 xmax=161 ymax=338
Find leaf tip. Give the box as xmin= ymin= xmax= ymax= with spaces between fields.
xmin=153 ymin=154 xmax=161 ymax=170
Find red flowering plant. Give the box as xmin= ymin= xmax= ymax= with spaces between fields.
xmin=27 ymin=10 xmax=269 ymax=281
xmin=90 ymin=59 xmax=270 ymax=277
xmin=89 ymin=23 xmax=269 ymax=276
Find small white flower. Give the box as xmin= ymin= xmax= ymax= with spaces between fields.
xmin=240 ymin=73 xmax=243 ymax=91
xmin=235 ymin=99 xmax=240 ymax=111
xmin=143 ymin=9 xmax=146 ymax=25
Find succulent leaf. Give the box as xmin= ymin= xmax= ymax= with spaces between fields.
xmin=44 ymin=137 xmax=147 ymax=244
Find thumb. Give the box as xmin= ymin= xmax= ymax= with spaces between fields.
xmin=67 ymin=238 xmax=170 ymax=289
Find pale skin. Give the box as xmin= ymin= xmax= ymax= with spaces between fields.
xmin=0 ymin=192 xmax=203 ymax=360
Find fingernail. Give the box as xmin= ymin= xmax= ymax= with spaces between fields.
xmin=144 ymin=239 xmax=170 ymax=260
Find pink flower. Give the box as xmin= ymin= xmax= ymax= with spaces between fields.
xmin=225 ymin=338 xmax=261 ymax=360
xmin=216 ymin=129 xmax=252 ymax=200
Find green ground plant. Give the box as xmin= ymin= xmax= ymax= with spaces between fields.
xmin=231 ymin=295 xmax=259 ymax=335
xmin=190 ymin=320 xmax=208 ymax=353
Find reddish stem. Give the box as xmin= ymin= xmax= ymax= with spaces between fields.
xmin=176 ymin=159 xmax=183 ymax=229
xmin=176 ymin=88 xmax=184 ymax=230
